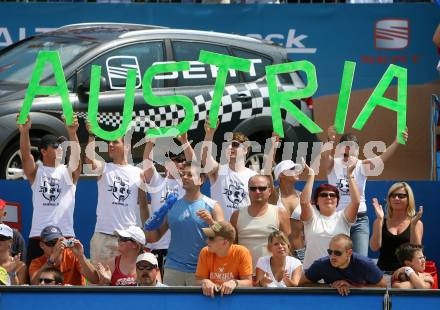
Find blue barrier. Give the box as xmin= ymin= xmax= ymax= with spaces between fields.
xmin=0 ymin=179 xmax=438 ymax=265
xmin=388 ymin=289 xmax=440 ymax=308
xmin=0 ymin=287 xmax=387 ymax=310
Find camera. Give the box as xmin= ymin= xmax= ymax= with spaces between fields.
xmin=62 ymin=239 xmax=75 ymax=248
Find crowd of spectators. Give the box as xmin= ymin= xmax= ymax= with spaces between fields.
xmin=0 ymin=112 xmax=436 ymax=294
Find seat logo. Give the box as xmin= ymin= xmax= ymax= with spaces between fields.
xmin=375 ymin=19 xmax=409 ymax=50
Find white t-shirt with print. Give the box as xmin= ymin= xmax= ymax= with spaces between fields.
xmin=328 ymin=158 xmax=367 ymax=213
xmin=210 ymin=165 xmax=257 ymax=221
xmin=95 ymin=163 xmax=143 ymax=234
xmin=30 ymin=163 xmax=76 ymax=237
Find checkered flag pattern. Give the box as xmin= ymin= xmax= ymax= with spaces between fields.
xmin=68 ymin=82 xmax=308 ymax=133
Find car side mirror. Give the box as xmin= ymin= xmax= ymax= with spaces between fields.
xmin=76 ymin=71 xmax=109 ymax=102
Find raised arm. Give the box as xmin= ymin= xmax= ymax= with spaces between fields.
xmin=64 ymin=114 xmax=81 ymax=184
xmin=321 ymin=125 xmax=336 ymax=175
xmin=138 ymin=185 xmax=149 ymax=224
xmin=369 ymin=198 xmax=384 ymax=252
xmin=142 ymin=137 xmax=156 ymax=184
xmin=300 ymin=160 xmax=315 ymax=222
xmin=71 ymin=239 xmax=100 ymax=284
xmin=200 ymin=117 xmax=220 ymax=183
xmin=343 ymin=163 xmax=361 ymax=223
xmin=262 ymin=132 xmax=280 ymax=176
xmin=84 ymin=121 xmax=104 ymax=176
xmin=177 ymin=132 xmax=196 ymax=162
xmin=410 ymin=206 xmax=423 ymax=245
xmin=146 ymin=218 xmax=169 ymax=243
xmin=362 ymin=130 xmax=408 ymax=167
xmin=17 ymin=115 xmax=37 ymax=184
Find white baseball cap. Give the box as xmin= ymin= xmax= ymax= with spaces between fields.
xmin=136 ymin=253 xmax=158 ymax=267
xmin=114 ymin=226 xmax=146 ymax=245
xmin=274 ymin=160 xmax=301 ymax=180
xmin=0 ymin=224 xmax=13 ymax=239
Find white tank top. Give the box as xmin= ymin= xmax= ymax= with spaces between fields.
xmin=237 ymin=204 xmax=279 ymax=273
xmin=146 ymin=169 xmax=185 ymax=250
xmin=210 ymin=165 xmax=257 ymax=221
xmin=30 ymin=163 xmax=76 ymax=238
xmin=95 ymin=163 xmax=143 ymax=234
xmin=327 ymin=158 xmax=367 ymax=213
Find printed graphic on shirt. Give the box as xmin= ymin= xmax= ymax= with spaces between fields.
xmin=210 ymin=266 xmax=234 ymax=283
xmin=39 ymin=176 xmax=61 ymax=205
xmin=336 ymin=177 xmax=350 ymax=196
xmin=114 ymin=277 xmax=136 ymax=286
xmin=223 ymin=180 xmax=246 ymax=210
xmin=108 ymin=176 xmax=131 ymax=205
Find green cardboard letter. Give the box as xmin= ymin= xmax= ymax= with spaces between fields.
xmin=352 ymin=64 xmax=407 ymax=144
xmin=17 ymin=51 xmax=73 ymax=125
xmin=198 ymin=50 xmax=251 ymax=128
xmin=87 ymin=65 xmax=136 ymax=141
xmin=334 ymin=61 xmax=356 ymax=134
xmin=266 ymin=61 xmax=322 ymax=137
xmin=143 ymin=62 xmax=194 ymax=138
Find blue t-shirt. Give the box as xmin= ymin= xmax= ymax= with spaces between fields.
xmin=165 ymin=195 xmax=215 ymax=273
xmin=305 ymin=252 xmax=384 ymax=285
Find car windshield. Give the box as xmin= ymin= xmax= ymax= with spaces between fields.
xmin=0 ymin=35 xmax=99 ymax=86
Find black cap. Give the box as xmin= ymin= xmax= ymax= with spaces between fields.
xmin=40 ymin=225 xmax=63 ymax=242
xmin=39 ymin=135 xmax=67 ymax=151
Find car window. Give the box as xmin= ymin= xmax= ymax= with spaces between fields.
xmin=0 ymin=36 xmax=98 ymax=87
xmin=78 ymin=41 xmax=164 ymax=91
xmin=231 ymin=48 xmax=272 ymax=82
xmin=172 ymin=41 xmax=239 ymax=87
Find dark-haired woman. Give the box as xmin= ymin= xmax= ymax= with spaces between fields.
xmin=300 ymin=161 xmax=360 ymax=269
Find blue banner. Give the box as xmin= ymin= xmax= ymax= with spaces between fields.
xmin=0 ymin=3 xmax=438 ymax=97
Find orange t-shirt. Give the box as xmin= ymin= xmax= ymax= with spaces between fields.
xmin=196 ymin=244 xmax=252 ymax=285
xmin=29 ymin=249 xmax=85 ymax=286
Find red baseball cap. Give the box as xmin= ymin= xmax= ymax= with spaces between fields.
xmin=0 ymin=199 xmax=5 ymax=210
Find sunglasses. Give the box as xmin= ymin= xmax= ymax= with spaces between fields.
xmin=0 ymin=235 xmax=12 ymax=242
xmin=118 ymin=237 xmax=134 ymax=243
xmin=44 ymin=239 xmax=59 ymax=247
xmin=319 ymin=192 xmax=337 ymax=198
xmin=39 ymin=278 xmax=56 ymax=284
xmin=389 ymin=193 xmax=408 ymax=199
xmin=249 ymin=186 xmax=268 ymax=192
xmin=327 ymin=249 xmax=344 ymax=256
xmin=136 ymin=264 xmax=156 ymax=271
xmin=230 ymin=141 xmax=242 ymax=148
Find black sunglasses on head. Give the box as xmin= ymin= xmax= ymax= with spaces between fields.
xmin=327 ymin=249 xmax=343 ymax=256
xmin=0 ymin=235 xmax=12 ymax=242
xmin=249 ymin=186 xmax=268 ymax=192
xmin=39 ymin=278 xmax=56 ymax=284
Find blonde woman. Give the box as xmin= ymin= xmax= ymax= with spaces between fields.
xmin=255 ymin=231 xmax=302 ymax=287
xmin=370 ymin=182 xmax=423 ymax=272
